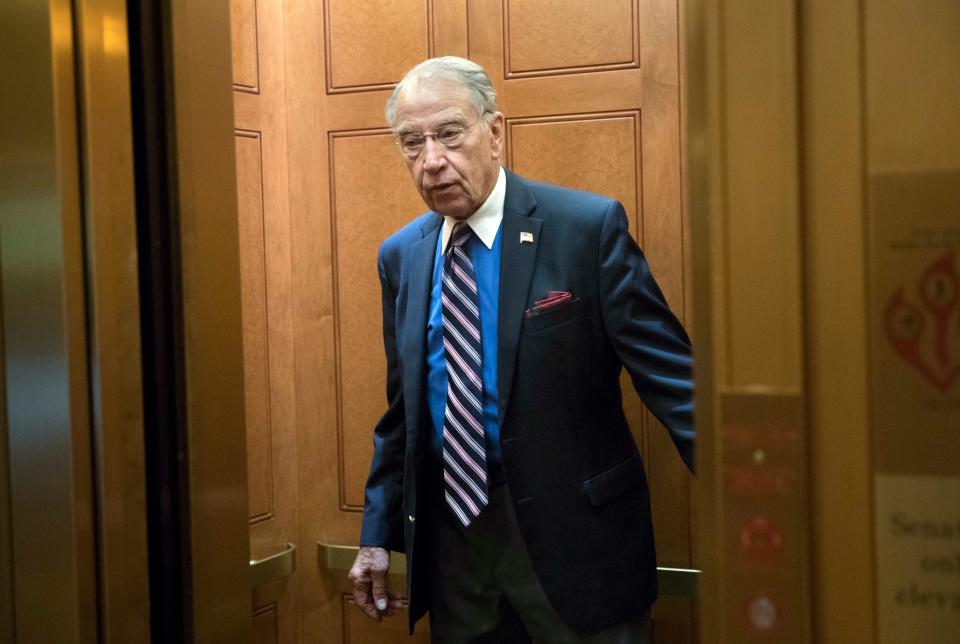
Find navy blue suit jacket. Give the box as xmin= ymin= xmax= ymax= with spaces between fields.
xmin=360 ymin=170 xmax=694 ymax=632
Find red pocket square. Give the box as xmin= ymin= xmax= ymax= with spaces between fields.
xmin=526 ymin=291 xmax=573 ymax=318
xmin=535 ymin=290 xmax=572 ymax=306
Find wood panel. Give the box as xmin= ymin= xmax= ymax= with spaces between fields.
xmin=432 ymin=0 xmax=469 ymax=58
xmin=281 ymin=0 xmax=467 ymax=637
xmin=282 ymin=1 xmax=343 ymax=641
xmin=231 ymin=0 xmax=260 ymax=92
xmin=505 ymin=0 xmax=638 ymax=76
xmin=507 ymin=112 xmax=641 ymax=236
xmin=230 ymin=0 xmax=301 ymax=640
xmin=253 ymin=603 xmax=279 ymax=643
xmin=235 ymin=129 xmax=275 ymax=523
xmin=325 ymin=0 xmax=432 ymax=92
xmin=329 ymin=131 xmax=426 ymax=510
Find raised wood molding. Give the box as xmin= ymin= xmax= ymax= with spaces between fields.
xmin=502 ymin=0 xmax=640 ymax=79
xmin=329 ymin=127 xmax=387 ymax=513
xmin=252 ymin=602 xmax=279 ymax=643
xmin=323 ymin=0 xmax=436 ymax=95
xmin=234 ymin=128 xmax=278 ymax=525
xmin=231 ymin=0 xmax=261 ymax=93
xmin=506 ymin=110 xmax=643 ymax=239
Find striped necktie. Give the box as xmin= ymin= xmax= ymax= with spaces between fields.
xmin=441 ymin=221 xmax=488 ymax=526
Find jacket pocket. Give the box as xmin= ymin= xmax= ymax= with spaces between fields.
xmin=523 ymin=297 xmax=585 ymax=334
xmin=582 ymin=455 xmax=646 ymax=507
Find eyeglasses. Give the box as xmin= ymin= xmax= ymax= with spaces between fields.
xmin=394 ymin=117 xmax=484 ymax=159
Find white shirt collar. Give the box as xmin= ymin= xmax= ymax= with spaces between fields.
xmin=440 ymin=166 xmax=506 ymax=253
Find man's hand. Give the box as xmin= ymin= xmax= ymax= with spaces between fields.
xmin=348 ymin=546 xmax=407 ymax=622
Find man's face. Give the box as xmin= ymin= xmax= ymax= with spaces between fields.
xmin=392 ymin=81 xmax=504 ymax=220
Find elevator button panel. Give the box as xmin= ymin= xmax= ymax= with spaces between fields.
xmin=720 ymin=390 xmax=809 ymax=642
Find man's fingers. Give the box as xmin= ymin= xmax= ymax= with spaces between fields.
xmin=370 ymin=569 xmax=389 ymax=611
xmin=383 ymin=596 xmax=407 ymax=616
xmin=352 ymin=587 xmax=382 ymax=622
xmin=349 ymin=569 xmax=381 ymax=622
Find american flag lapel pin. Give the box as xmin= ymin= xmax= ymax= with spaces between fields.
xmin=520 ymin=231 xmax=534 ymax=244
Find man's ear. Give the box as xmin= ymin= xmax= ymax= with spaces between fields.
xmin=488 ymin=111 xmax=505 ymax=160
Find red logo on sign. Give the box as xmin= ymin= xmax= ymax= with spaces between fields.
xmin=884 ymin=252 xmax=960 ymax=392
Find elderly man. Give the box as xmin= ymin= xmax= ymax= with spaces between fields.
xmin=348 ymin=56 xmax=694 ymax=643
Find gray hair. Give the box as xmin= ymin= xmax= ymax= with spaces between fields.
xmin=385 ymin=56 xmax=498 ymax=129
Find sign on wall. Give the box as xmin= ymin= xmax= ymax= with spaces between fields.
xmin=870 ymin=172 xmax=960 ymax=643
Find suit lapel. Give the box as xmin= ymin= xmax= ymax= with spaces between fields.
xmin=403 ymin=214 xmax=442 ymax=452
xmin=497 ymin=172 xmax=541 ymax=427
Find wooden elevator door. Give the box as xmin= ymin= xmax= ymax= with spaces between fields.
xmin=231 ymin=1 xmax=695 ymax=642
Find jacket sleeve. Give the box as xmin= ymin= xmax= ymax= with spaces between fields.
xmin=597 ymin=200 xmax=696 ymax=472
xmin=358 ymin=246 xmax=407 ymax=551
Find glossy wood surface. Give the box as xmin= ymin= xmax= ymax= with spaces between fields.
xmin=505 ymin=0 xmax=637 ymax=75
xmin=229 ymin=0 xmax=302 ymax=640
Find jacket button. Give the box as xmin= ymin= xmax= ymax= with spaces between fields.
xmin=408 ymin=515 xmax=415 ymax=524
